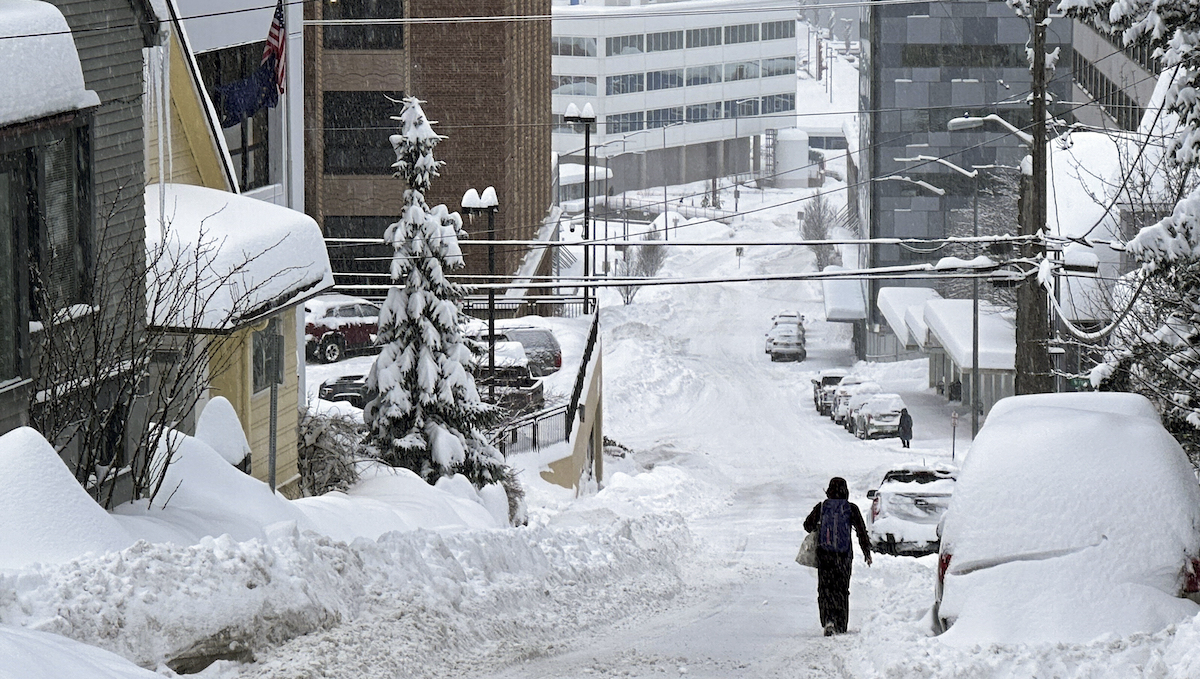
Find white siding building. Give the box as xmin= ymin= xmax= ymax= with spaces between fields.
xmin=552 ymin=0 xmax=798 ymax=192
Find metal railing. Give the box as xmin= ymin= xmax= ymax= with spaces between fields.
xmin=566 ymin=313 xmax=600 ymax=439
xmin=491 ymin=404 xmax=569 ymax=457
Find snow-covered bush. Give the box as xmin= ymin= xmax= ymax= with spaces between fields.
xmin=364 ymin=97 xmax=509 ymax=492
xmin=297 ymin=411 xmax=364 ymax=497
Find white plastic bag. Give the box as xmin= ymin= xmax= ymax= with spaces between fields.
xmin=795 ymin=531 xmax=819 ymax=568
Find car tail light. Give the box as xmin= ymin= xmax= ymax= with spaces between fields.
xmin=1185 ymin=558 xmax=1200 ymax=594
xmin=938 ymin=552 xmax=952 ymax=586
xmin=555 ymin=351 xmax=562 ymax=368
xmin=870 ymin=495 xmax=880 ymax=521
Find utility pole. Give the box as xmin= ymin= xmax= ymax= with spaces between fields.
xmin=1017 ymin=0 xmax=1053 ymax=394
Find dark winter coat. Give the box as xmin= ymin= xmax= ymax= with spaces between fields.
xmin=898 ymin=411 xmax=913 ymax=441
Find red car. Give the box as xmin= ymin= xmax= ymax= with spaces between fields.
xmin=304 ymin=294 xmax=380 ymax=363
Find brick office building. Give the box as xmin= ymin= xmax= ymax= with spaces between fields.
xmin=304 ymin=0 xmax=552 ymax=294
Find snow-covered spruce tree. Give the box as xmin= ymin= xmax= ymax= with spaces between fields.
xmin=365 ymin=97 xmax=506 ymax=488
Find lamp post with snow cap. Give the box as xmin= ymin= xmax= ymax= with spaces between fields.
xmin=462 ymin=186 xmax=499 ymax=401
xmin=564 ymin=102 xmax=596 ymax=314
xmin=895 ymin=154 xmax=982 ymax=437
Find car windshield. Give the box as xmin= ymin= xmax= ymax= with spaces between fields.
xmin=882 ymin=470 xmax=953 ymax=484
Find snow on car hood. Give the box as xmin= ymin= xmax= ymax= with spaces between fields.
xmin=942 ymin=398 xmax=1200 ymax=587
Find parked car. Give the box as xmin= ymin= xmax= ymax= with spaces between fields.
xmin=771 ymin=311 xmax=805 ymax=327
xmin=471 ymin=320 xmax=562 ymax=377
xmin=812 ymin=369 xmax=848 ymax=414
xmin=304 ymin=294 xmax=381 ymax=363
xmin=932 ymin=392 xmax=1200 ymax=641
xmin=832 ymin=379 xmax=879 ymax=424
xmin=867 ymin=464 xmax=955 ymax=556
xmin=768 ymin=327 xmax=806 ymax=361
xmin=473 ymin=341 xmax=544 ymax=412
xmin=319 ymin=374 xmax=369 ymax=408
xmin=853 ymin=393 xmax=907 ymax=439
xmin=844 ymin=388 xmax=883 ymax=436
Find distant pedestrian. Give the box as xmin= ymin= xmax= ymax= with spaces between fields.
xmin=899 ymin=408 xmax=913 ymax=448
xmin=803 ymin=477 xmax=872 ymax=636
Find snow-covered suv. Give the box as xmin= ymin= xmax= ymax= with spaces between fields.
xmin=304 ymin=294 xmax=380 ymax=363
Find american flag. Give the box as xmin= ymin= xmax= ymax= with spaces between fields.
xmin=261 ymin=0 xmax=286 ymax=95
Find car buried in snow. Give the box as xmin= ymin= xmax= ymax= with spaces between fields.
xmin=867 ymin=464 xmax=955 ymax=556
xmin=767 ymin=326 xmax=806 ymax=362
xmin=304 ymin=294 xmax=381 ymax=363
xmin=932 ymin=392 xmax=1200 ymax=641
xmin=852 ymin=393 xmax=908 ymax=439
xmin=812 ymin=369 xmax=848 ymax=414
xmin=831 ymin=379 xmax=880 ymax=425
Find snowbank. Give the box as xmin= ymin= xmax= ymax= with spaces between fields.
xmin=0 ymin=427 xmax=133 ymax=571
xmin=0 ymin=0 xmax=100 ymax=127
xmin=0 ymin=624 xmax=159 ymax=679
xmin=194 ymin=397 xmax=251 ymax=465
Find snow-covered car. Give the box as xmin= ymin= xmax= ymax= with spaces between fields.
xmin=473 ymin=341 xmax=544 ymax=412
xmin=831 ymin=379 xmax=880 ymax=424
xmin=319 ymin=374 xmax=368 ymax=408
xmin=812 ymin=369 xmax=848 ymax=413
xmin=867 ymin=464 xmax=955 ymax=556
xmin=843 ymin=391 xmax=881 ymax=434
xmin=304 ymin=294 xmax=381 ymax=363
xmin=768 ymin=327 xmax=806 ymax=361
xmin=853 ymin=393 xmax=907 ymax=439
xmin=469 ymin=320 xmax=562 ymax=377
xmin=933 ymin=392 xmax=1200 ymax=642
xmin=771 ymin=311 xmax=805 ymax=327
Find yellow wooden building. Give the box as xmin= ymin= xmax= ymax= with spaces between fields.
xmin=142 ymin=17 xmax=331 ymax=495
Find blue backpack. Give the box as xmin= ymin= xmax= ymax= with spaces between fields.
xmin=818 ymin=499 xmax=852 ymax=553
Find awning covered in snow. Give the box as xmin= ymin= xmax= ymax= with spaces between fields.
xmin=923 ymin=299 xmax=1015 ymax=371
xmin=145 ymin=183 xmax=334 ymax=331
xmin=0 ymin=0 xmax=100 ymax=128
xmin=821 ymin=266 xmax=867 ymax=322
xmin=877 ymin=286 xmax=942 ymax=348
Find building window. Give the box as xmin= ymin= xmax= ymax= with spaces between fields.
xmin=551 ymin=75 xmax=597 ymax=96
xmin=901 ymin=44 xmax=1024 ymax=69
xmin=606 ymin=34 xmax=644 ymax=56
xmin=724 ymin=60 xmax=760 ymax=82
xmin=323 ymin=0 xmax=404 ymax=50
xmin=646 ymin=30 xmax=683 ymax=52
xmin=646 ymin=107 xmax=684 ymax=129
xmin=606 ymin=73 xmax=644 ymax=96
xmin=686 ymin=27 xmax=721 ymax=48
xmin=724 ymin=23 xmax=759 ymax=45
xmin=253 ymin=317 xmax=284 ymax=393
xmin=724 ymin=98 xmax=759 ymax=118
xmin=323 ymin=90 xmax=404 ymax=175
xmin=551 ymin=36 xmax=597 ymax=57
xmin=761 ymin=93 xmax=796 ymax=114
xmin=0 ymin=119 xmax=91 ymax=381
xmin=761 ymin=20 xmax=795 ymax=41
xmin=686 ymin=65 xmax=722 ymax=86
xmin=686 ymin=102 xmax=722 ymax=123
xmin=195 ymin=43 xmax=273 ymax=191
xmin=646 ymin=69 xmax=684 ymax=91
xmin=606 ymin=112 xmax=644 ymax=134
xmin=762 ymin=56 xmax=796 ymax=78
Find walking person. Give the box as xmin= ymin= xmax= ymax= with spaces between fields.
xmin=898 ymin=408 xmax=913 ymax=449
xmin=803 ymin=477 xmax=872 ymax=636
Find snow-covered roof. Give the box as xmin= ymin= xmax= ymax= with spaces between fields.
xmin=559 ymin=163 xmax=614 ymax=186
xmin=876 ymin=287 xmax=942 ymax=348
xmin=905 ymin=302 xmax=934 ymax=349
xmin=145 ymin=183 xmax=335 ymax=331
xmin=923 ymin=299 xmax=1015 ymax=371
xmin=821 ymin=266 xmax=868 ymax=322
xmin=0 ymin=0 xmax=100 ymax=128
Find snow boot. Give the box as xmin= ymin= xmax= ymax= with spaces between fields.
xmin=824 ymin=622 xmax=835 ymax=637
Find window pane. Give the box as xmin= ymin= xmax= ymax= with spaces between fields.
xmin=323 ymin=90 xmax=404 ymax=175
xmin=40 ymin=135 xmax=84 ymax=311
xmin=0 ymin=171 xmax=17 ymax=381
xmin=195 ymin=42 xmax=273 ymax=190
xmin=324 ymin=0 xmax=404 ymax=50
xmin=724 ymin=60 xmax=760 ymax=82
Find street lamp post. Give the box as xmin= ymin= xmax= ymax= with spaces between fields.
xmin=947 ymin=112 xmax=1052 ymax=394
xmin=564 ymin=102 xmax=596 ymax=314
xmin=730 ymin=97 xmax=758 ymax=213
xmin=659 ymin=119 xmax=685 ymax=238
xmin=895 ymin=154 xmax=981 ymax=437
xmin=461 ymin=186 xmax=500 ymax=402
